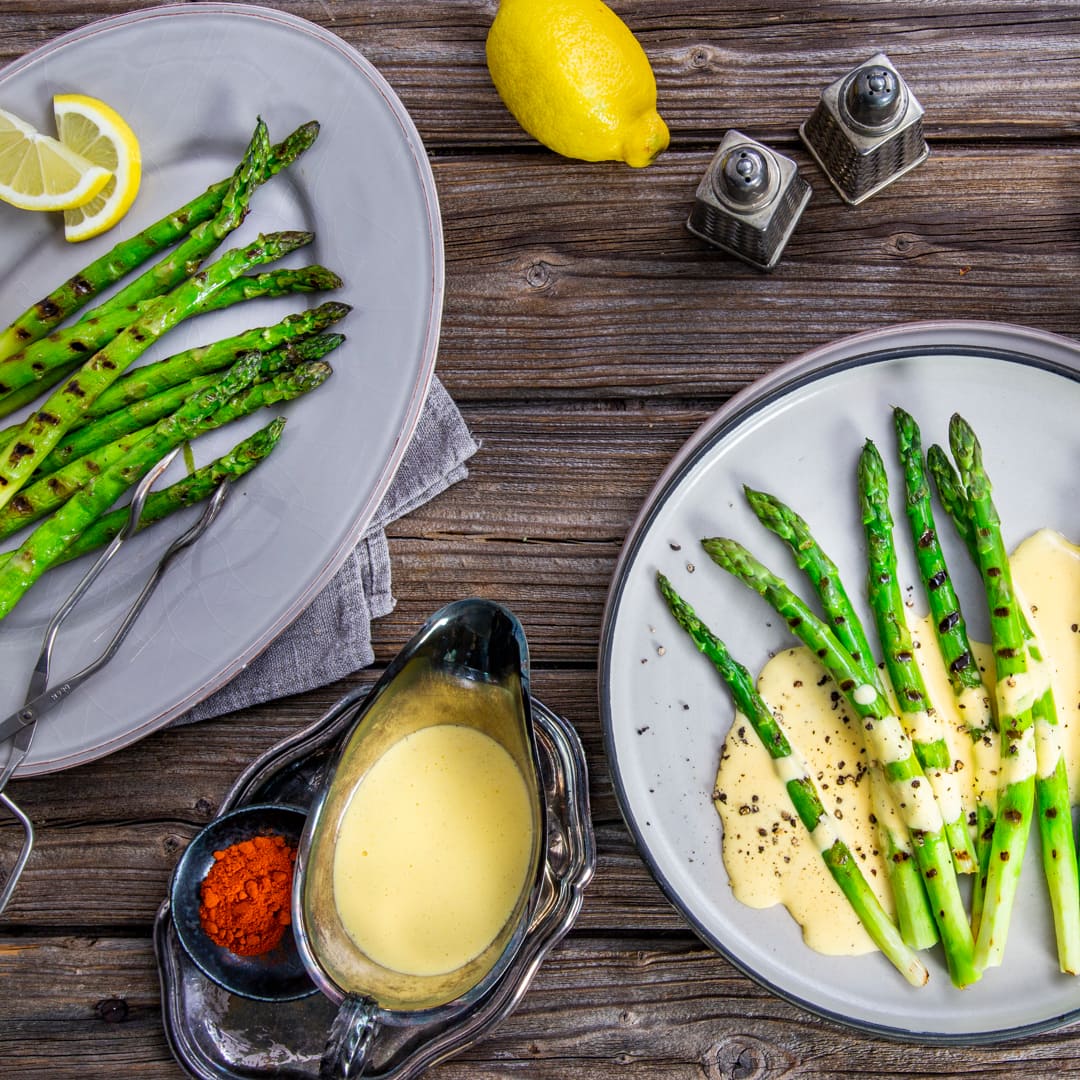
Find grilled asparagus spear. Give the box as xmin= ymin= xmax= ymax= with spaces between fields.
xmin=0 ymin=420 xmax=287 ymax=574
xmin=744 ymin=485 xmax=938 ymax=950
xmin=657 ymin=572 xmax=929 ymax=988
xmin=702 ymin=536 xmax=979 ymax=988
xmin=858 ymin=438 xmax=976 ymax=874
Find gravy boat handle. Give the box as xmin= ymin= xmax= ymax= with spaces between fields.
xmin=321 ymin=993 xmax=380 ymax=1078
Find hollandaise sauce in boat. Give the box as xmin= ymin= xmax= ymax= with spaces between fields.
xmin=332 ymin=723 xmax=536 ymax=976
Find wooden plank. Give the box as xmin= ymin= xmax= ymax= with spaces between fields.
xmin=432 ymin=146 xmax=1080 ymax=399
xmin=3 ymin=15 xmax=1080 ymax=400
xmin=0 ymin=935 xmax=180 ymax=1076
xmin=0 ymin=669 xmax=619 ymax=815
xmin=0 ymin=673 xmax=685 ymax=932
xmin=4 ymin=934 xmax=1080 ymax=1078
xmin=0 ymin=814 xmax=683 ymax=932
xmin=2 ymin=2 xmax=1080 ymax=144
xmin=391 ymin=401 xmax=704 ymax=541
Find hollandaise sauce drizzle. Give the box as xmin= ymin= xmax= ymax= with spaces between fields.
xmin=713 ymin=529 xmax=1080 ymax=956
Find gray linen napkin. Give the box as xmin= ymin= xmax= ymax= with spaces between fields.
xmin=179 ymin=377 xmax=477 ymax=723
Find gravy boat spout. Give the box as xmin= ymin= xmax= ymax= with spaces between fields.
xmin=292 ymin=599 xmax=546 ymax=1078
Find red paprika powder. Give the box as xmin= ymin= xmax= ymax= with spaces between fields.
xmin=198 ymin=833 xmax=297 ymax=957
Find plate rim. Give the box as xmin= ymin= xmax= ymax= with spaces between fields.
xmin=598 ymin=318 xmax=1080 ymax=1044
xmin=0 ymin=2 xmax=444 ymax=774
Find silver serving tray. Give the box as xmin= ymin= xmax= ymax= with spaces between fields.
xmin=155 ymin=689 xmax=595 ymax=1079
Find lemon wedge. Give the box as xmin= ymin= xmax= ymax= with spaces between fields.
xmin=0 ymin=105 xmax=112 ymax=211
xmin=53 ymin=94 xmax=141 ymax=242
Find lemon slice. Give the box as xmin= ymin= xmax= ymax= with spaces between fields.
xmin=53 ymin=93 xmax=141 ymax=242
xmin=0 ymin=105 xmax=112 ymax=211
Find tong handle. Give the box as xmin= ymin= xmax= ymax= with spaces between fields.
xmin=0 ymin=476 xmax=230 ymax=919
xmin=72 ymin=480 xmax=231 ymax=689
xmin=3 ymin=481 xmax=231 ymax=743
xmin=0 ymin=793 xmax=33 ymax=916
xmin=27 ymin=448 xmax=181 ymax=703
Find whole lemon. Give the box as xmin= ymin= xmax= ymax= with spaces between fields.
xmin=486 ymin=0 xmax=669 ymax=168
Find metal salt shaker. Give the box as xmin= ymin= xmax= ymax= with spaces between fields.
xmin=686 ymin=129 xmax=812 ymax=271
xmin=800 ymin=52 xmax=929 ymax=205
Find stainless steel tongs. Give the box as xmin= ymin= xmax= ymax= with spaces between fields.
xmin=0 ymin=449 xmax=231 ymax=916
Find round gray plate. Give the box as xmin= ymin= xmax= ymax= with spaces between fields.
xmin=0 ymin=4 xmax=442 ymax=774
xmin=600 ymin=320 xmax=1080 ymax=1041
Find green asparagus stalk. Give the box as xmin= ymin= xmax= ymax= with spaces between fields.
xmin=941 ymin=416 xmax=1079 ymax=973
xmin=0 ymin=354 xmax=333 ymax=539
xmin=27 ymin=374 xmax=223 ymax=479
xmin=0 ymin=430 xmax=148 ymax=537
xmin=0 ymin=352 xmax=267 ymax=619
xmin=70 ymin=303 xmax=349 ymax=428
xmin=656 ymin=572 xmax=929 ymax=987
xmin=100 ymin=121 xmax=319 ymax=317
xmin=0 ymin=227 xmax=312 ymax=511
xmin=858 ymin=439 xmax=976 ymax=875
xmin=925 ymin=445 xmax=999 ymax=916
xmin=0 ymin=301 xmax=155 ymax=398
xmin=51 ymin=419 xmax=286 ymax=568
xmin=0 ymin=265 xmax=341 ymax=407
xmin=30 ymin=334 xmax=342 ymax=477
xmin=926 ymin=445 xmax=970 ymax=552
xmin=894 ymin=407 xmax=998 ymax=931
xmin=932 ymin=437 xmax=1077 ymax=959
xmin=0 ymin=420 xmax=287 ymax=575
xmin=929 ymin=446 xmax=1010 ymax=932
xmin=0 ymin=361 xmax=84 ymax=422
xmin=1026 ymin=637 xmax=1080 ymax=973
xmin=866 ymin=765 xmax=937 ymax=950
xmin=744 ymin=484 xmax=938 ymax=950
xmin=944 ymin=415 xmax=1035 ymax=971
xmin=702 ymin=536 xmax=979 ymax=988
xmin=895 ymin=413 xmax=990 ymax=706
xmin=744 ymin=487 xmax=881 ymax=677
xmin=0 ymin=120 xmax=320 ymax=362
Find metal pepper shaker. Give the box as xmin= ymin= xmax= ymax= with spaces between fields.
xmin=800 ymin=52 xmax=928 ymax=205
xmin=686 ymin=130 xmax=812 ymax=271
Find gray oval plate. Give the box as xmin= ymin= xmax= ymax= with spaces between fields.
xmin=0 ymin=4 xmax=442 ymax=774
xmin=600 ymin=320 xmax=1080 ymax=1041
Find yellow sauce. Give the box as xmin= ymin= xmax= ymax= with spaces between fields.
xmin=713 ymin=529 xmax=1080 ymax=955
xmin=332 ymin=724 xmax=536 ymax=977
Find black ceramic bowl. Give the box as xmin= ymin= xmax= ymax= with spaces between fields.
xmin=170 ymin=803 xmax=317 ymax=1002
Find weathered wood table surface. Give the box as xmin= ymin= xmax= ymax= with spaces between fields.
xmin=3 ymin=1 xmax=1080 ymax=1075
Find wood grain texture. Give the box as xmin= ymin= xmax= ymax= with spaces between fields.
xmin=3 ymin=1 xmax=1080 ymax=1076
xmin=5 ymin=935 xmax=1080 ymax=1078
xmin=3 ymin=1 xmax=1080 ymax=145
xmin=433 ymin=146 xmax=1080 ymax=400
xmin=0 ymin=669 xmax=675 ymax=931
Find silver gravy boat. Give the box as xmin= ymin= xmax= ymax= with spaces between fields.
xmin=291 ymin=599 xmax=546 ymax=1078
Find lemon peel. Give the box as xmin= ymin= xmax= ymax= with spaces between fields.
xmin=0 ymin=105 xmax=112 ymax=211
xmin=53 ymin=93 xmax=141 ymax=242
xmin=486 ymin=0 xmax=669 ymax=168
